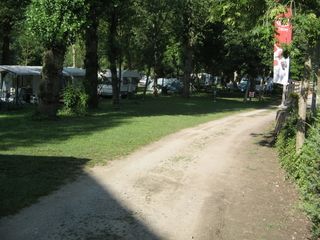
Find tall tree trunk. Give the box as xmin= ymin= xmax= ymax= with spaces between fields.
xmin=72 ymin=45 xmax=76 ymax=67
xmin=258 ymin=77 xmax=264 ymax=101
xmin=143 ymin=65 xmax=151 ymax=100
xmin=244 ymin=79 xmax=250 ymax=102
xmin=296 ymin=58 xmax=311 ymax=152
xmin=38 ymin=46 xmax=66 ymax=119
xmin=118 ymin=55 xmax=122 ymax=97
xmin=311 ymin=72 xmax=317 ymax=115
xmin=109 ymin=8 xmax=120 ymax=107
xmin=84 ymin=6 xmax=99 ymax=109
xmin=153 ymin=41 xmax=160 ymax=97
xmin=317 ymin=69 xmax=320 ymax=109
xmin=153 ymin=75 xmax=158 ymax=96
xmin=183 ymin=41 xmax=192 ymax=98
xmin=1 ymin=23 xmax=12 ymax=65
xmin=311 ymin=43 xmax=320 ymax=114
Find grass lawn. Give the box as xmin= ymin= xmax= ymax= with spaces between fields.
xmin=0 ymin=94 xmax=275 ymax=217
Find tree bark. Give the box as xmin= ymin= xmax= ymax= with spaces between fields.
xmin=72 ymin=45 xmax=76 ymax=68
xmin=109 ymin=7 xmax=120 ymax=107
xmin=258 ymin=77 xmax=264 ymax=101
xmin=296 ymin=58 xmax=311 ymax=152
xmin=311 ymin=73 xmax=317 ymax=115
xmin=153 ymin=75 xmax=158 ymax=96
xmin=143 ymin=65 xmax=151 ymax=100
xmin=38 ymin=46 xmax=66 ymax=119
xmin=183 ymin=41 xmax=193 ymax=98
xmin=317 ymin=69 xmax=320 ymax=109
xmin=1 ymin=23 xmax=12 ymax=65
xmin=244 ymin=79 xmax=250 ymax=102
xmin=84 ymin=5 xmax=99 ymax=109
xmin=311 ymin=43 xmax=320 ymax=114
xmin=118 ymin=54 xmax=122 ymax=97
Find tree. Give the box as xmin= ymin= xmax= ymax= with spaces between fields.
xmin=105 ymin=0 xmax=134 ymax=107
xmin=266 ymin=1 xmax=320 ymax=150
xmin=0 ymin=0 xmax=30 ymax=64
xmin=64 ymin=41 xmax=85 ymax=68
xmin=214 ymin=0 xmax=270 ymax=100
xmin=27 ymin=0 xmax=87 ymax=118
xmin=173 ymin=0 xmax=212 ymax=98
xmin=194 ymin=22 xmax=226 ymax=78
xmin=133 ymin=0 xmax=174 ymax=96
xmin=13 ymin=27 xmax=43 ymax=65
xmin=84 ymin=0 xmax=104 ymax=109
xmin=290 ymin=7 xmax=320 ymax=151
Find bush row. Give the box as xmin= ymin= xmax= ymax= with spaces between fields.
xmin=276 ymin=109 xmax=320 ymax=239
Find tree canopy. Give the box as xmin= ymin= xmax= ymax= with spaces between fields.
xmin=1 ymin=0 xmax=319 ymax=111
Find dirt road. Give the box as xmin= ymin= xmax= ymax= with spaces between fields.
xmin=0 ymin=109 xmax=310 ymax=240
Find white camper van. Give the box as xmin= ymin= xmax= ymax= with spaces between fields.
xmin=98 ymin=69 xmax=141 ymax=97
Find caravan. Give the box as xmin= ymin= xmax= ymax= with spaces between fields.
xmin=98 ymin=69 xmax=141 ymax=97
xmin=0 ymin=66 xmax=86 ymax=104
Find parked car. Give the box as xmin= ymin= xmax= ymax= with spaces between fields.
xmin=158 ymin=78 xmax=183 ymax=94
xmin=237 ymin=77 xmax=273 ymax=93
xmin=238 ymin=78 xmax=249 ymax=92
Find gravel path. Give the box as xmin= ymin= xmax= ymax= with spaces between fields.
xmin=0 ymin=109 xmax=310 ymax=240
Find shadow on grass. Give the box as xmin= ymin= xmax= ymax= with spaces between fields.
xmin=0 ymin=96 xmax=275 ymax=152
xmin=0 ymin=154 xmax=161 ymax=239
xmin=0 ymin=154 xmax=90 ymax=217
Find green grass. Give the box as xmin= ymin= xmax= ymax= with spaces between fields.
xmin=0 ymin=95 xmax=274 ymax=217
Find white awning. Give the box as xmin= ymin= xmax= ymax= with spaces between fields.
xmin=0 ymin=66 xmax=86 ymax=78
xmin=63 ymin=67 xmax=86 ymax=77
xmin=0 ymin=66 xmax=42 ymax=76
xmin=100 ymin=69 xmax=141 ymax=78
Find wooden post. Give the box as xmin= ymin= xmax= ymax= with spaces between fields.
xmin=296 ymin=58 xmax=311 ymax=152
xmin=280 ymin=84 xmax=287 ymax=107
xmin=311 ymin=72 xmax=317 ymax=115
xmin=317 ymin=69 xmax=320 ymax=109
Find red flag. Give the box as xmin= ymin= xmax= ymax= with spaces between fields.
xmin=273 ymin=7 xmax=293 ymax=85
xmin=275 ymin=7 xmax=293 ymax=45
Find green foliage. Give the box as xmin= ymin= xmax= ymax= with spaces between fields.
xmin=290 ymin=12 xmax=320 ymax=80
xmin=64 ymin=41 xmax=85 ymax=68
xmin=0 ymin=0 xmax=30 ymax=26
xmin=26 ymin=0 xmax=87 ymax=48
xmin=12 ymin=26 xmax=43 ymax=65
xmin=0 ymin=0 xmax=30 ymax=64
xmin=298 ymin=124 xmax=320 ymax=238
xmin=276 ymin=109 xmax=299 ymax=176
xmin=61 ymin=84 xmax=89 ymax=116
xmin=131 ymin=0 xmax=174 ymax=72
xmin=276 ymin=110 xmax=320 ymax=239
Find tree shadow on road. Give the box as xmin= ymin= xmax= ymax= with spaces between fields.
xmin=250 ymin=131 xmax=275 ymax=148
xmin=0 ymin=154 xmax=161 ymax=240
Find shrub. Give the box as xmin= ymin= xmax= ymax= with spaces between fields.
xmin=60 ymin=84 xmax=88 ymax=116
xmin=276 ymin=108 xmax=299 ymax=176
xmin=276 ymin=110 xmax=320 ymax=239
xmin=297 ymin=122 xmax=320 ymax=238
